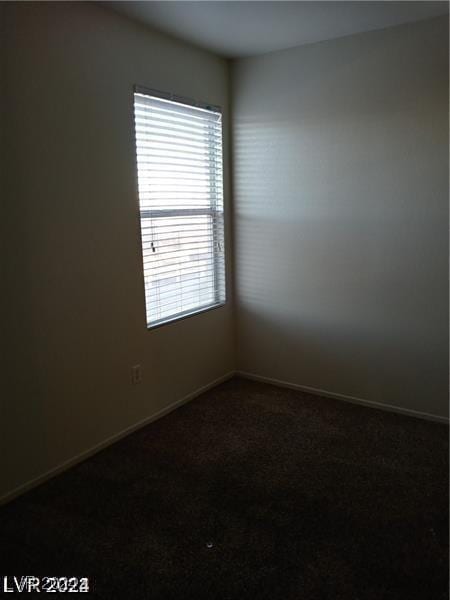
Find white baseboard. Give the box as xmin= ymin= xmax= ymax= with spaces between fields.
xmin=236 ymin=371 xmax=449 ymax=425
xmin=0 ymin=371 xmax=235 ymax=506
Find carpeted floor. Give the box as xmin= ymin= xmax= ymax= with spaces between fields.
xmin=0 ymin=377 xmax=448 ymax=599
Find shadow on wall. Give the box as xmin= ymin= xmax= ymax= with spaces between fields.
xmin=232 ymin=17 xmax=448 ymax=420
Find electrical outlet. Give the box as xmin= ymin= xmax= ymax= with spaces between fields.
xmin=131 ymin=364 xmax=142 ymax=385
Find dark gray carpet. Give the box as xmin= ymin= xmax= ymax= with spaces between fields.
xmin=0 ymin=377 xmax=448 ymax=599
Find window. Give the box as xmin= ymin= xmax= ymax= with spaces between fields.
xmin=133 ymin=88 xmax=226 ymax=328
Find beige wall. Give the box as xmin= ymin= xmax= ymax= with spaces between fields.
xmin=232 ymin=17 xmax=449 ymax=419
xmin=1 ymin=2 xmax=234 ymax=500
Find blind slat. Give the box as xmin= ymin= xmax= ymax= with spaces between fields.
xmin=146 ymin=280 xmax=221 ymax=301
xmin=143 ymin=262 xmax=225 ymax=280
xmin=134 ymin=98 xmax=221 ymax=124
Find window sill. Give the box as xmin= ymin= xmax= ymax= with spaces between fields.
xmin=147 ymin=300 xmax=226 ymax=330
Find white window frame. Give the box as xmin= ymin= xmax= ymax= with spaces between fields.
xmin=133 ymin=86 xmax=226 ymax=329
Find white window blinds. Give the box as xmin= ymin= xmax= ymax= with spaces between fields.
xmin=133 ymin=89 xmax=226 ymax=328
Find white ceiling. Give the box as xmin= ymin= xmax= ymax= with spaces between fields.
xmin=104 ymin=1 xmax=449 ymax=59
